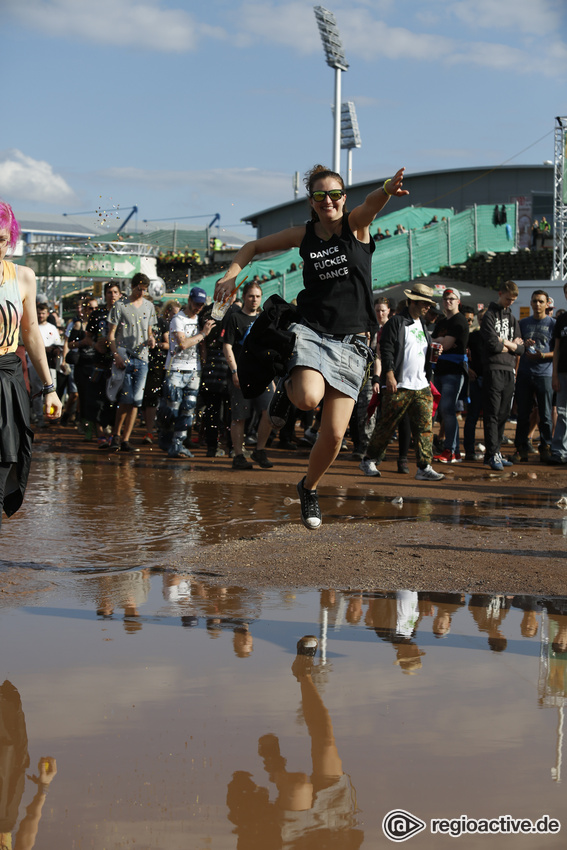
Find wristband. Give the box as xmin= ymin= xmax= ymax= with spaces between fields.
xmin=42 ymin=383 xmax=56 ymax=396
xmin=231 ymin=369 xmax=237 ymax=374
xmin=383 ymin=179 xmax=394 ymax=196
xmin=371 ymin=376 xmax=381 ymax=385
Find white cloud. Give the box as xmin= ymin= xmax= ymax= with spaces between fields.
xmin=232 ymin=1 xmax=320 ymax=52
xmin=5 ymin=0 xmax=566 ymax=75
xmin=339 ymin=11 xmax=454 ymax=61
xmin=4 ymin=0 xmax=206 ymax=52
xmin=232 ymin=2 xmax=562 ymax=74
xmin=95 ymin=165 xmax=293 ymax=221
xmin=0 ymin=149 xmax=77 ymax=204
xmin=451 ymin=0 xmax=562 ymax=37
xmin=99 ymin=164 xmax=290 ymax=194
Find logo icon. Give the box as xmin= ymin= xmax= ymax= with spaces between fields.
xmin=383 ymin=809 xmax=427 ymax=842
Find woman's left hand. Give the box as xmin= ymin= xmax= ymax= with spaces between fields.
xmin=44 ymin=391 xmax=62 ymax=419
xmin=387 ymin=168 xmax=410 ymax=197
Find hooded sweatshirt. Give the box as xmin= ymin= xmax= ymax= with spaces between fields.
xmin=480 ymin=300 xmax=525 ymax=372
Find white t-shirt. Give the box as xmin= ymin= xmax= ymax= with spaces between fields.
xmin=399 ymin=318 xmax=429 ymax=390
xmin=165 ymin=310 xmax=200 ymax=372
xmin=38 ymin=322 xmax=62 ymax=349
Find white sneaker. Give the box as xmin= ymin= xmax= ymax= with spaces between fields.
xmin=415 ymin=464 xmax=444 ymax=481
xmin=359 ymin=458 xmax=381 ymax=477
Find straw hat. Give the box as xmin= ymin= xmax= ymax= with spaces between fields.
xmin=403 ymin=283 xmax=437 ymax=305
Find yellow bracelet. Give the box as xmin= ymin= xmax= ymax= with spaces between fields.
xmin=383 ymin=179 xmax=394 ymax=196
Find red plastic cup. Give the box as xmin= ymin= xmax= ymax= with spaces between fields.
xmin=430 ymin=342 xmax=442 ymax=363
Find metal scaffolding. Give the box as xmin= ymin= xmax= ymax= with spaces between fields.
xmin=552 ymin=116 xmax=567 ymax=280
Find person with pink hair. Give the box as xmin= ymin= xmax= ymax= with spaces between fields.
xmin=0 ymin=200 xmax=62 ymax=527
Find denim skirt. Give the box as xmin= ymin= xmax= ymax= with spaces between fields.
xmin=287 ymin=322 xmax=371 ymax=401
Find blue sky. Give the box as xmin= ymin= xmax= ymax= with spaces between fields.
xmin=3 ymin=0 xmax=567 ymax=241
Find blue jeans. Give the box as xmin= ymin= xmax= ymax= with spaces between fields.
xmin=514 ymin=371 xmax=553 ymax=451
xmin=120 ymin=357 xmax=149 ymax=408
xmin=434 ymin=372 xmax=465 ymax=453
xmin=163 ymin=369 xmax=200 ymax=436
xmin=463 ymin=377 xmax=483 ymax=455
xmin=551 ymin=374 xmax=567 ymax=461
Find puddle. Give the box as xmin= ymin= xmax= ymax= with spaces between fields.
xmin=1 ymin=576 xmax=566 ymax=847
xmin=1 ymin=455 xmax=565 ymax=573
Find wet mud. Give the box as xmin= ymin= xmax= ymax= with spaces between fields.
xmin=2 ymin=425 xmax=567 ymax=846
xmin=2 ymin=423 xmax=566 ymax=598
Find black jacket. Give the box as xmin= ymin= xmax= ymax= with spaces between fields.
xmin=379 ymin=308 xmax=433 ymax=385
xmin=237 ymin=295 xmax=299 ymax=399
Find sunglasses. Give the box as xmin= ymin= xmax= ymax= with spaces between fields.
xmin=311 ymin=189 xmax=345 ymax=202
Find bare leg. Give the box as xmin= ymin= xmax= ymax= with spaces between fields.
xmin=304 ymin=389 xmax=355 ymax=490
xmin=231 ymin=418 xmax=245 ymax=456
xmin=256 ymin=409 xmax=273 ymax=451
xmin=122 ymin=405 xmax=139 ymax=442
xmin=286 ymin=367 xmax=354 ymax=490
xmin=113 ymin=403 xmax=129 ymax=438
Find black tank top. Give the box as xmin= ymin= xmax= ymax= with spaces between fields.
xmin=297 ymin=214 xmax=377 ymax=335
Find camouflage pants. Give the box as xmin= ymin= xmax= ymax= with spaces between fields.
xmin=366 ymin=386 xmax=433 ymax=467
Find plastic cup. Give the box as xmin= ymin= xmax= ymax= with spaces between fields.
xmin=211 ymin=299 xmax=230 ymax=321
xmin=430 ymin=342 xmax=442 ymax=363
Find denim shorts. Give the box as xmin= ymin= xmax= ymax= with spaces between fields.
xmin=120 ymin=357 xmax=149 ymax=407
xmin=67 ymin=365 xmax=78 ymax=395
xmin=229 ymin=382 xmax=273 ymax=421
xmin=287 ymin=322 xmax=371 ymax=401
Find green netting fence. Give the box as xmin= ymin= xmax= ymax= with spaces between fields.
xmin=171 ymin=204 xmax=516 ymax=302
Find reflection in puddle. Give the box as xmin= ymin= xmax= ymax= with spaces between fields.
xmin=1 ymin=577 xmax=566 ymax=846
xmin=1 ymin=454 xmax=565 ymax=572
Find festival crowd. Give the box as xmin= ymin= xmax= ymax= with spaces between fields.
xmin=27 ymin=274 xmax=567 ymax=478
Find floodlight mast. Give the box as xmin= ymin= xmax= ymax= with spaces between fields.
xmin=314 ymin=6 xmax=349 ymax=175
xmin=341 ymin=101 xmax=361 ymax=185
xmin=553 ymin=116 xmax=567 ymax=281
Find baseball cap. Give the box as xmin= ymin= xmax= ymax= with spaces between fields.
xmin=443 ymin=288 xmax=460 ymax=300
xmin=189 ymin=286 xmax=207 ymax=304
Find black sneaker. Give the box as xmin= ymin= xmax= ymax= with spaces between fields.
xmin=297 ymin=635 xmax=318 ymax=656
xmin=232 ymin=453 xmax=253 ymax=470
xmin=108 ymin=435 xmax=121 ymax=452
xmin=296 ymin=477 xmax=322 ymax=530
xmin=120 ymin=440 xmax=140 ymax=453
xmin=397 ymin=458 xmax=409 ymax=474
xmin=252 ymin=448 xmax=274 ymax=468
xmin=268 ymin=377 xmax=291 ymax=430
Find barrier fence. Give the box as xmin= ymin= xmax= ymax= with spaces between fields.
xmin=167 ymin=203 xmax=517 ymax=303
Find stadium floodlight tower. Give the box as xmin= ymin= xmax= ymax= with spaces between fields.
xmin=552 ymin=116 xmax=567 ymax=281
xmin=341 ymin=101 xmax=361 ymax=186
xmin=314 ymin=6 xmax=349 ymax=175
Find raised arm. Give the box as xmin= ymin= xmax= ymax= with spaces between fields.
xmin=348 ymin=168 xmax=409 ymax=238
xmin=214 ymin=226 xmax=305 ymax=302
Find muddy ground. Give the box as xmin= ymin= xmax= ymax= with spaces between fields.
xmin=3 ymin=422 xmax=567 ymax=599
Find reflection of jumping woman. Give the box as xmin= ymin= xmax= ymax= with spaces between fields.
xmin=215 ymin=165 xmax=408 ymax=528
xmin=0 ymin=202 xmax=62 ymax=528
